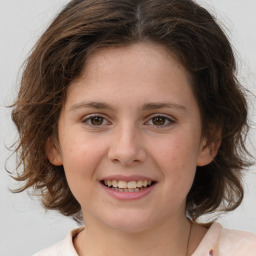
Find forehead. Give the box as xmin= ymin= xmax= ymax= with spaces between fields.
xmin=64 ymin=42 xmax=197 ymax=111
xmin=72 ymin=42 xmax=191 ymax=88
xmin=90 ymin=43 xmax=184 ymax=71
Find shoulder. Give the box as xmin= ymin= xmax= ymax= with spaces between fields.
xmin=32 ymin=241 xmax=63 ymax=256
xmin=218 ymin=224 xmax=256 ymax=255
xmin=32 ymin=227 xmax=84 ymax=256
xmin=192 ymin=222 xmax=256 ymax=256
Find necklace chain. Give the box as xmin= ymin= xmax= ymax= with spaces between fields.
xmin=186 ymin=221 xmax=193 ymax=256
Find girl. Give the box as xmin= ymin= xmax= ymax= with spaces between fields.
xmin=11 ymin=0 xmax=256 ymax=255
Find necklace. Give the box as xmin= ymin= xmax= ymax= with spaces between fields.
xmin=186 ymin=221 xmax=193 ymax=256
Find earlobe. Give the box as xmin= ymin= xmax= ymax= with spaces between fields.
xmin=45 ymin=137 xmax=63 ymax=166
xmin=197 ymin=136 xmax=221 ymax=167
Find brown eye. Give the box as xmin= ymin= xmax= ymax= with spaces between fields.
xmin=152 ymin=116 xmax=166 ymax=126
xmin=146 ymin=115 xmax=175 ymax=127
xmin=90 ymin=116 xmax=104 ymax=125
xmin=83 ymin=115 xmax=109 ymax=126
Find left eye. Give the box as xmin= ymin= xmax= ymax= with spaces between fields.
xmin=146 ymin=115 xmax=174 ymax=127
xmin=83 ymin=115 xmax=109 ymax=126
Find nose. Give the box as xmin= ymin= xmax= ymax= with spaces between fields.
xmin=108 ymin=125 xmax=146 ymax=166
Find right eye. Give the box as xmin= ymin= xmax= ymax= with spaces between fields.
xmin=82 ymin=115 xmax=110 ymax=126
xmin=145 ymin=114 xmax=175 ymax=128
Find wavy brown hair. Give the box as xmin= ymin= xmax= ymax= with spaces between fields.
xmin=11 ymin=0 xmax=251 ymax=222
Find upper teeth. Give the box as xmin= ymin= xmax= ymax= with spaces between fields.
xmin=104 ymin=180 xmax=152 ymax=189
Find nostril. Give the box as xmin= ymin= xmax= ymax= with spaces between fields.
xmin=107 ymin=140 xmax=147 ymax=166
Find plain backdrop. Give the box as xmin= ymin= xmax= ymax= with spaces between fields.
xmin=0 ymin=0 xmax=255 ymax=255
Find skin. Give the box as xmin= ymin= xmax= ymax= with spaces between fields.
xmin=47 ymin=42 xmax=218 ymax=256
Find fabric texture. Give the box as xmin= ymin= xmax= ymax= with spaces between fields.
xmin=33 ymin=223 xmax=256 ymax=256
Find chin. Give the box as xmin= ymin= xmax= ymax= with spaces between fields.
xmin=102 ymin=211 xmax=156 ymax=234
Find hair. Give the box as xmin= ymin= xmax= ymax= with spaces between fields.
xmin=11 ymin=0 xmax=251 ymax=223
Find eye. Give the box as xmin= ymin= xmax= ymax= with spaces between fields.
xmin=146 ymin=115 xmax=175 ymax=127
xmin=82 ymin=115 xmax=110 ymax=126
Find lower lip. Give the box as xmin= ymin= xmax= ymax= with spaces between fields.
xmin=100 ymin=182 xmax=156 ymax=200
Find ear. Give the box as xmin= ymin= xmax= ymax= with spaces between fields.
xmin=197 ymin=132 xmax=221 ymax=167
xmin=45 ymin=137 xmax=63 ymax=166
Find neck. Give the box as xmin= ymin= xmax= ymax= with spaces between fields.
xmin=75 ymin=216 xmax=192 ymax=256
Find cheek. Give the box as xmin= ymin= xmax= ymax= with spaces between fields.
xmin=61 ymin=136 xmax=107 ymax=179
xmin=151 ymin=133 xmax=199 ymax=185
xmin=60 ymin=139 xmax=107 ymax=205
xmin=155 ymin=134 xmax=199 ymax=166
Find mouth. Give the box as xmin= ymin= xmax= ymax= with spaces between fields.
xmin=101 ymin=180 xmax=156 ymax=192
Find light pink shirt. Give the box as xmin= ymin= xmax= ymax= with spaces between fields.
xmin=33 ymin=223 xmax=256 ymax=256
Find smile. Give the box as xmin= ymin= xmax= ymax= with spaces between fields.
xmin=101 ymin=180 xmax=155 ymax=192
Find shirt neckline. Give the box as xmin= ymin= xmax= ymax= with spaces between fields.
xmin=191 ymin=222 xmax=222 ymax=255
xmin=66 ymin=223 xmax=222 ymax=256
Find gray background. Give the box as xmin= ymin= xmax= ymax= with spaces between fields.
xmin=0 ymin=0 xmax=255 ymax=255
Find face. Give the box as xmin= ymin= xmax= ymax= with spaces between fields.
xmin=47 ymin=42 xmax=215 ymax=233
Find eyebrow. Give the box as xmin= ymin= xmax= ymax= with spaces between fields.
xmin=142 ymin=102 xmax=186 ymax=111
xmin=70 ymin=101 xmax=115 ymax=112
xmin=70 ymin=101 xmax=186 ymax=112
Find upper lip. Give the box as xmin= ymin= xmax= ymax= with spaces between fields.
xmin=100 ymin=175 xmax=156 ymax=182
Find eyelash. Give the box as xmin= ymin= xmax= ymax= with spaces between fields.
xmin=82 ymin=114 xmax=175 ymax=128
xmin=145 ymin=115 xmax=175 ymax=127
xmin=82 ymin=114 xmax=111 ymax=126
